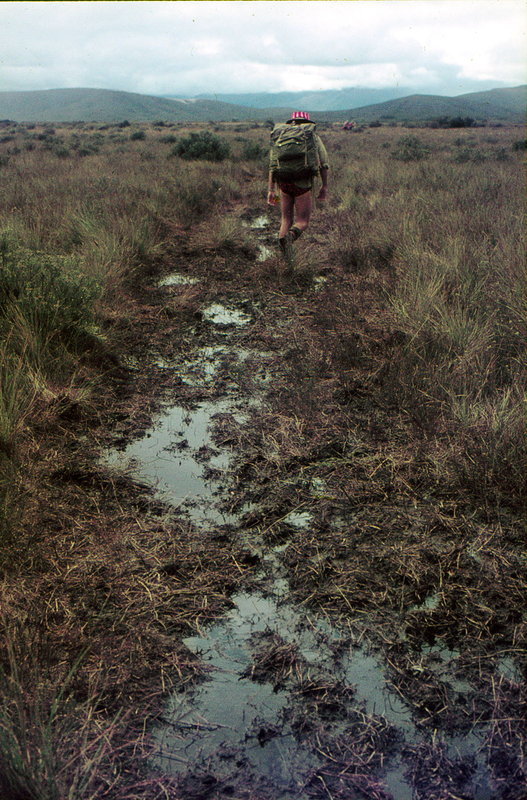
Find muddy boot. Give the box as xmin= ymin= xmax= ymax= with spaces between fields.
xmin=279 ymin=232 xmax=294 ymax=266
xmin=289 ymin=226 xmax=303 ymax=242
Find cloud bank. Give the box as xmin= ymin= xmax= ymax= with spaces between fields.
xmin=0 ymin=1 xmax=525 ymax=97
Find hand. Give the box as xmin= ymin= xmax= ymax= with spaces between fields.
xmin=267 ymin=190 xmax=278 ymax=206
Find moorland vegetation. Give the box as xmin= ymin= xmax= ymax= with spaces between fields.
xmin=0 ymin=118 xmax=525 ymax=798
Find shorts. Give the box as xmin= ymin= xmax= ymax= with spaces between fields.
xmin=278 ymin=182 xmax=311 ymax=198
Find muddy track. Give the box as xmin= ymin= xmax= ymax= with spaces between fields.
xmin=13 ymin=205 xmax=525 ymax=800
xmin=101 ymin=206 xmax=525 ymax=799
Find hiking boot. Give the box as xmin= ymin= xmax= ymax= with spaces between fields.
xmin=279 ymin=231 xmax=294 ymax=263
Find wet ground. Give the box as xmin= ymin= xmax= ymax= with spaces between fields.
xmin=103 ymin=213 xmax=525 ymax=799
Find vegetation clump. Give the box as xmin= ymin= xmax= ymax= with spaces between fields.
xmin=391 ymin=133 xmax=431 ymax=160
xmin=431 ymin=115 xmax=475 ymax=128
xmin=170 ymin=130 xmax=231 ymax=161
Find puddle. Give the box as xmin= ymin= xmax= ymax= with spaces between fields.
xmin=153 ymin=584 xmax=323 ymax=793
xmin=153 ymin=570 xmax=495 ymax=797
xmin=282 ymin=510 xmax=313 ymax=530
xmin=257 ymin=243 xmax=273 ymax=262
xmin=409 ymin=593 xmax=441 ymax=613
xmin=158 ymin=272 xmax=200 ymax=287
xmin=107 ymin=399 xmax=244 ymax=525
xmin=181 ymin=345 xmax=236 ymax=385
xmin=152 ymin=575 xmax=420 ymax=795
xmin=202 ymin=303 xmax=251 ymax=326
xmin=313 ymin=275 xmax=328 ymax=290
xmin=496 ymin=655 xmax=523 ymax=682
xmin=249 ymin=215 xmax=270 ymax=229
xmin=343 ymin=649 xmax=416 ymax=736
xmin=107 ymin=286 xmax=497 ymax=797
xmin=156 ymin=346 xmax=266 ymax=387
xmin=383 ymin=764 xmax=413 ymax=800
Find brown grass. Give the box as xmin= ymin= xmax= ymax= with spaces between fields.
xmin=0 ymin=119 xmax=524 ymax=797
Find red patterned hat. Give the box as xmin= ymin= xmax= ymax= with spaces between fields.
xmin=290 ymin=111 xmax=311 ymax=121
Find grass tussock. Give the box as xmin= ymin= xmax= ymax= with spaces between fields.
xmin=0 ymin=638 xmax=123 ymax=800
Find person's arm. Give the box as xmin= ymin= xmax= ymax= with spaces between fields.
xmin=318 ymin=166 xmax=328 ymax=201
xmin=267 ymin=171 xmax=278 ymax=205
xmin=316 ymin=136 xmax=329 ymax=202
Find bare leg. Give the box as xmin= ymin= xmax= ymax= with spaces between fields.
xmin=279 ymin=192 xmax=294 ymax=238
xmin=291 ymin=190 xmax=312 ymax=235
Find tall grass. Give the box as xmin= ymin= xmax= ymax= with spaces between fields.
xmin=325 ymin=125 xmax=525 ymax=505
xmin=0 ymin=637 xmax=122 ymax=800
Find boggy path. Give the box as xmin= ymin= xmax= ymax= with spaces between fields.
xmin=12 ymin=203 xmax=523 ymax=800
xmin=99 ymin=207 xmax=524 ymax=800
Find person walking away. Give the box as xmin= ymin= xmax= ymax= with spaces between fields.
xmin=267 ymin=111 xmax=329 ymax=261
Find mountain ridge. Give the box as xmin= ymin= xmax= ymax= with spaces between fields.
xmin=0 ymin=85 xmax=525 ymax=123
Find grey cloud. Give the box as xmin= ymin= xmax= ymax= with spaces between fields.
xmin=0 ymin=1 xmax=524 ymax=96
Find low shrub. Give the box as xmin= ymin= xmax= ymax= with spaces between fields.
xmin=241 ymin=140 xmax=266 ymax=161
xmin=392 ymin=135 xmax=431 ymax=161
xmin=452 ymin=147 xmax=486 ymax=163
xmin=170 ymin=131 xmax=231 ymax=162
xmin=0 ymin=233 xmax=102 ymax=368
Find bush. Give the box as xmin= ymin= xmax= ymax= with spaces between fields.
xmin=0 ymin=234 xmax=102 ymax=362
xmin=52 ymin=145 xmax=71 ymax=159
xmin=130 ymin=130 xmax=146 ymax=141
xmin=391 ymin=135 xmax=430 ymax=161
xmin=452 ymin=147 xmax=486 ymax=164
xmin=241 ymin=140 xmax=265 ymax=161
xmin=169 ymin=131 xmax=230 ymax=162
xmin=433 ymin=116 xmax=475 ymax=129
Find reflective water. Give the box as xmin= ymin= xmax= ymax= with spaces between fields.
xmin=107 ymin=276 xmax=498 ymax=799
xmin=154 ymin=583 xmax=322 ymax=793
xmin=158 ymin=273 xmax=200 ymax=287
xmin=257 ymin=243 xmax=274 ymax=261
xmin=202 ymin=303 xmax=251 ymax=326
xmin=250 ymin=215 xmax=270 ymax=229
xmin=107 ymin=399 xmax=243 ymax=525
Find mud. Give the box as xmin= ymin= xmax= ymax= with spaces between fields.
xmin=102 ymin=211 xmax=525 ymax=799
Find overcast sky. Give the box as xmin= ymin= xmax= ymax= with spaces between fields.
xmin=0 ymin=1 xmax=525 ymax=97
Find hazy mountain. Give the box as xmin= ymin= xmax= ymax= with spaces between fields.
xmin=193 ymin=87 xmax=414 ymax=111
xmin=0 ymin=85 xmax=524 ymax=124
xmin=325 ymin=86 xmax=527 ymax=123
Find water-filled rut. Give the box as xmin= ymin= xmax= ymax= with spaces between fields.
xmin=105 ymin=221 xmax=498 ymax=799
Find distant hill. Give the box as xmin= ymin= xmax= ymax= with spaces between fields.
xmin=0 ymin=85 xmax=524 ymax=124
xmin=325 ymin=86 xmax=527 ymax=123
xmin=193 ymin=87 xmax=414 ymax=112
xmin=0 ymin=88 xmax=274 ymax=123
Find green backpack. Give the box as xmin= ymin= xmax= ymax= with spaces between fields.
xmin=269 ymin=121 xmax=319 ymax=182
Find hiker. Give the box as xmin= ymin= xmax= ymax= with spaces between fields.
xmin=267 ymin=111 xmax=329 ymax=259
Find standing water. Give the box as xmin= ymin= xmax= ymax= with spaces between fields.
xmin=106 ymin=243 xmax=495 ymax=798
